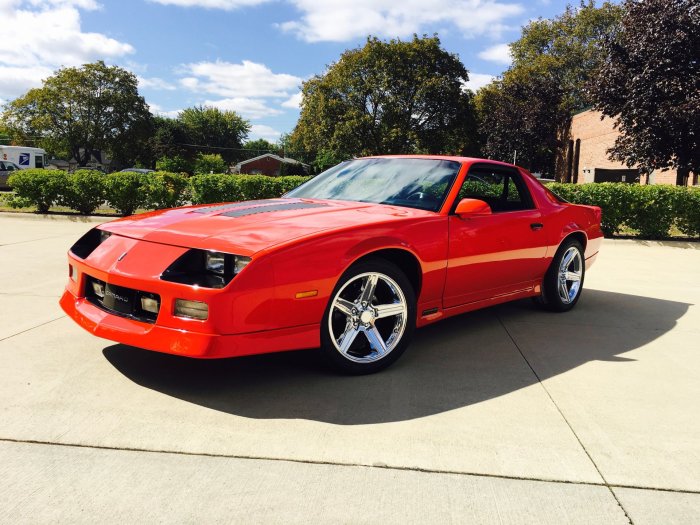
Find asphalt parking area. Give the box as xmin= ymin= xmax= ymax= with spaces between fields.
xmin=1 ymin=213 xmax=698 ymax=523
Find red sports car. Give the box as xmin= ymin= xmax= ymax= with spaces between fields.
xmin=60 ymin=156 xmax=602 ymax=374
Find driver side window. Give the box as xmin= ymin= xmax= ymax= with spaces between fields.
xmin=457 ymin=165 xmax=532 ymax=213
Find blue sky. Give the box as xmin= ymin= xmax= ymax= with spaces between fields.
xmin=1 ymin=0 xmax=574 ymax=141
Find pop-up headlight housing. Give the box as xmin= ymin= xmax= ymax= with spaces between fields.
xmin=69 ymin=228 xmax=112 ymax=259
xmin=161 ymin=249 xmax=250 ymax=289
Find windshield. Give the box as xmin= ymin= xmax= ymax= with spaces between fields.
xmin=287 ymin=158 xmax=461 ymax=212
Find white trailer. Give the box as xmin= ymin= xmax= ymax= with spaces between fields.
xmin=0 ymin=146 xmax=48 ymax=169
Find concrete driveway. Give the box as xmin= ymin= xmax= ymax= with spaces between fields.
xmin=0 ymin=212 xmax=698 ymax=524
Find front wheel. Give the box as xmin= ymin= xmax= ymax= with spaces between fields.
xmin=320 ymin=259 xmax=416 ymax=374
xmin=536 ymin=239 xmax=585 ymax=312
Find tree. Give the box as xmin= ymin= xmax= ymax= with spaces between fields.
xmin=242 ymin=138 xmax=278 ymax=160
xmin=289 ymin=35 xmax=478 ymax=160
xmin=590 ymin=0 xmax=700 ymax=178
xmin=510 ymin=1 xmax=623 ymax=112
xmin=476 ymin=1 xmax=622 ymax=177
xmin=178 ymin=106 xmax=250 ymax=164
xmin=476 ymin=70 xmax=567 ymax=174
xmin=2 ymin=61 xmax=152 ymax=166
xmin=193 ymin=152 xmax=228 ymax=174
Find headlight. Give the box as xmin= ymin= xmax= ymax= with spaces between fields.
xmin=161 ymin=249 xmax=251 ymax=289
xmin=205 ymin=252 xmax=226 ymax=275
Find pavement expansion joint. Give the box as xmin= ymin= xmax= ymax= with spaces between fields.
xmin=2 ymin=437 xmax=699 ymax=497
xmin=0 ymin=316 xmax=66 ymax=342
xmin=497 ymin=314 xmax=635 ymax=524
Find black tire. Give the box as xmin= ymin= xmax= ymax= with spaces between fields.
xmin=320 ymin=258 xmax=416 ymax=374
xmin=536 ymin=238 xmax=585 ymax=312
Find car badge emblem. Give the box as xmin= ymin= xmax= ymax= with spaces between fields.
xmin=117 ymin=251 xmax=128 ymax=261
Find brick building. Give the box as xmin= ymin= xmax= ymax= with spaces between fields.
xmin=559 ymin=109 xmax=696 ymax=186
xmin=233 ymin=154 xmax=308 ymax=177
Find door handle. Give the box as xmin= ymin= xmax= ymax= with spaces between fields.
xmin=530 ymin=223 xmax=544 ymax=231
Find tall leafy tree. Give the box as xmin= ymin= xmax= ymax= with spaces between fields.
xmin=242 ymin=138 xmax=278 ymax=160
xmin=477 ymin=1 xmax=622 ymax=176
xmin=510 ymin=1 xmax=623 ymax=112
xmin=2 ymin=61 xmax=152 ymax=166
xmin=590 ymin=0 xmax=700 ymax=178
xmin=290 ymin=35 xmax=478 ymax=160
xmin=177 ymin=106 xmax=250 ymax=164
xmin=476 ymin=70 xmax=566 ymax=173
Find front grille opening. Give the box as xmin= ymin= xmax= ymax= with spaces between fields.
xmin=85 ymin=276 xmax=160 ymax=324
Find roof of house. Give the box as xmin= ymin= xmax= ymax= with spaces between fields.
xmin=234 ymin=153 xmax=308 ymax=169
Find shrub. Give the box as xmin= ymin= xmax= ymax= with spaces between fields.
xmin=156 ymin=155 xmax=192 ymax=173
xmin=626 ymin=185 xmax=677 ymax=239
xmin=7 ymin=169 xmax=68 ymax=212
xmin=104 ymin=171 xmax=149 ymax=216
xmin=59 ymin=170 xmax=106 ymax=215
xmin=193 ymin=153 xmax=227 ymax=175
xmin=144 ymin=171 xmax=190 ymax=210
xmin=546 ymin=182 xmax=635 ymax=236
xmin=674 ymin=187 xmax=700 ymax=237
xmin=189 ymin=174 xmax=311 ymax=204
xmin=276 ymin=175 xmax=312 ymax=195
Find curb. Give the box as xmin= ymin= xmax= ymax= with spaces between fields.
xmin=0 ymin=211 xmax=112 ymax=224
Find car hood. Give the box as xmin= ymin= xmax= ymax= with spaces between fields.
xmin=99 ymin=198 xmax=433 ymax=256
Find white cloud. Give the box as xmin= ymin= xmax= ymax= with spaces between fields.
xmin=463 ymin=73 xmax=495 ymax=92
xmin=478 ymin=43 xmax=512 ymax=65
xmin=280 ymin=0 xmax=524 ymax=42
xmin=0 ymin=1 xmax=134 ymax=100
xmin=250 ymin=124 xmax=281 ymax=140
xmin=178 ymin=60 xmax=301 ymax=122
xmin=180 ymin=60 xmax=302 ymax=98
xmin=281 ymin=92 xmax=303 ymax=109
xmin=204 ymin=97 xmax=282 ymax=119
xmin=148 ymin=0 xmax=270 ymax=8
xmin=138 ymin=76 xmax=177 ymax=90
xmin=148 ymin=102 xmax=181 ymax=118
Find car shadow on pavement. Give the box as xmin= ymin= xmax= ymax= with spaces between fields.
xmin=103 ymin=289 xmax=690 ymax=425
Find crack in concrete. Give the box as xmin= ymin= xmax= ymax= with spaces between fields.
xmin=1 ymin=437 xmax=698 ymax=497
xmin=497 ymin=314 xmax=636 ymax=524
xmin=0 ymin=316 xmax=66 ymax=342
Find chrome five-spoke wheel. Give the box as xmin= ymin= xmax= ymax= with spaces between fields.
xmin=537 ymin=238 xmax=585 ymax=312
xmin=321 ymin=259 xmax=416 ymax=374
xmin=557 ymin=246 xmax=583 ymax=304
xmin=329 ymin=272 xmax=408 ymax=363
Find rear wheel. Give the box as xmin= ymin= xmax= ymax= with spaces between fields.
xmin=320 ymin=259 xmax=416 ymax=374
xmin=535 ymin=238 xmax=585 ymax=312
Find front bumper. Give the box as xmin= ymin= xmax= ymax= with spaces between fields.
xmin=60 ymin=232 xmax=319 ymax=358
xmin=60 ymin=288 xmax=319 ymax=358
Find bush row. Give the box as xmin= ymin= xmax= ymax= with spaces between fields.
xmin=546 ymin=182 xmax=700 ymax=238
xmin=6 ymin=170 xmax=311 ymax=216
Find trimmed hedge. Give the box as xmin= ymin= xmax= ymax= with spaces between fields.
xmin=189 ymin=174 xmax=310 ymax=204
xmin=5 ymin=170 xmax=697 ymax=239
xmin=59 ymin=170 xmax=106 ymax=215
xmin=7 ymin=169 xmax=68 ymax=213
xmin=547 ymin=182 xmax=700 ymax=238
xmin=6 ymin=170 xmax=310 ymax=216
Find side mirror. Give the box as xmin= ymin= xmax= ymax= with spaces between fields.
xmin=455 ymin=198 xmax=492 ymax=218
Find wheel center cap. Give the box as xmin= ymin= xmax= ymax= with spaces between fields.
xmin=359 ymin=311 xmax=373 ymax=324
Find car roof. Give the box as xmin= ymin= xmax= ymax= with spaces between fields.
xmin=360 ymin=154 xmax=522 ymax=170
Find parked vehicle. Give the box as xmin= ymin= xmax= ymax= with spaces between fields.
xmin=0 ymin=160 xmax=21 ymax=189
xmin=119 ymin=168 xmax=154 ymax=174
xmin=0 ymin=146 xmax=47 ymax=171
xmin=61 ymin=156 xmax=603 ymax=374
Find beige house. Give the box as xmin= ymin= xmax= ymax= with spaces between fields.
xmin=558 ymin=109 xmax=696 ymax=186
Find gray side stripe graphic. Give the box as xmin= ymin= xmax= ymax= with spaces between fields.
xmin=193 ymin=199 xmax=284 ymax=214
xmin=221 ymin=201 xmax=327 ymax=218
